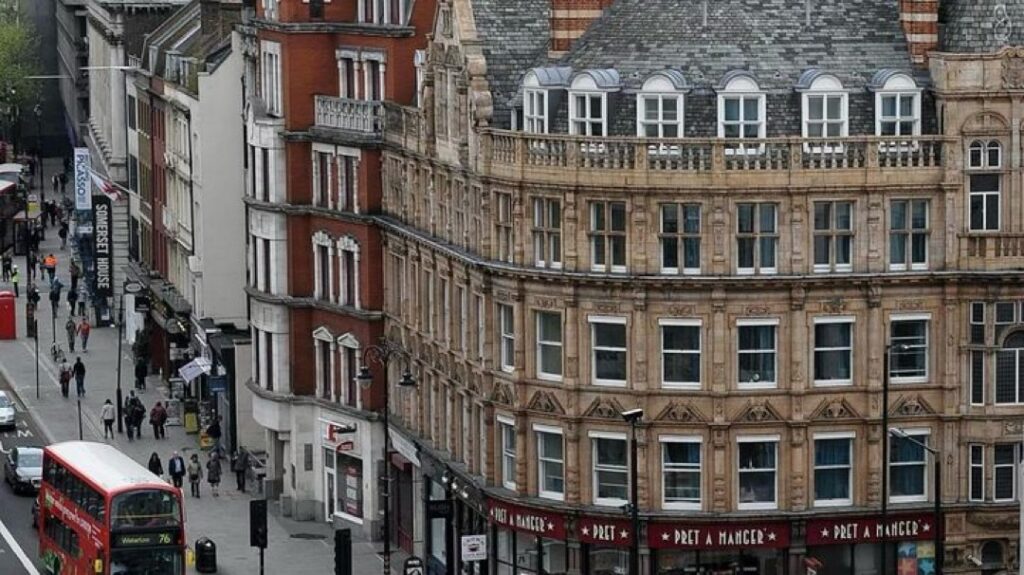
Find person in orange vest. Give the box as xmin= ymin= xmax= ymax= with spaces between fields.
xmin=43 ymin=253 xmax=57 ymax=283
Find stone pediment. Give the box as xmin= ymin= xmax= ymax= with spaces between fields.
xmin=889 ymin=395 xmax=935 ymax=417
xmin=582 ymin=397 xmax=627 ymax=420
xmin=733 ymin=400 xmax=782 ymax=423
xmin=527 ymin=390 xmax=565 ymax=415
xmin=810 ymin=398 xmax=861 ymax=421
xmin=491 ymin=382 xmax=514 ymax=407
xmin=655 ymin=402 xmax=707 ymax=424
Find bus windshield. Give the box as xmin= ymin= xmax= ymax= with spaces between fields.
xmin=110 ymin=548 xmax=183 ymax=575
xmin=111 ymin=490 xmax=181 ymax=529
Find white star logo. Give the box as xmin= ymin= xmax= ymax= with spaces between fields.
xmin=619 ymin=530 xmax=629 ymax=540
xmin=489 ymin=509 xmax=494 ymax=518
xmin=820 ymin=528 xmax=830 ymax=539
xmin=547 ymin=521 xmax=554 ymax=532
xmin=922 ymin=523 xmax=930 ymax=532
xmin=661 ymin=532 xmax=670 ymax=541
xmin=581 ymin=526 xmax=590 ymax=536
xmin=767 ymin=531 xmax=777 ymax=542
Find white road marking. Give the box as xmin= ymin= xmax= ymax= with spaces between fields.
xmin=0 ymin=516 xmax=40 ymax=575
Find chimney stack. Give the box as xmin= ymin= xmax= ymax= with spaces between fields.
xmin=899 ymin=0 xmax=938 ymax=66
xmin=549 ymin=0 xmax=614 ymax=59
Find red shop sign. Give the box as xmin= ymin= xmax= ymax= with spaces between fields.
xmin=487 ymin=499 xmax=567 ymax=539
xmin=577 ymin=517 xmax=633 ymax=546
xmin=806 ymin=514 xmax=935 ymax=546
xmin=648 ymin=521 xmax=790 ymax=550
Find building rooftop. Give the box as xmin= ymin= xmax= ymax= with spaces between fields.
xmin=940 ymin=0 xmax=1024 ymax=53
xmin=473 ymin=0 xmax=551 ymax=123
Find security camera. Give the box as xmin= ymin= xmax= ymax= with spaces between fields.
xmin=621 ymin=408 xmax=644 ymax=423
xmin=965 ymin=554 xmax=983 ymax=567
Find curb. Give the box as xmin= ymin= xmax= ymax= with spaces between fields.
xmin=0 ymin=355 xmax=58 ymax=445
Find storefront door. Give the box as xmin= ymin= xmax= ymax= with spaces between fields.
xmin=324 ymin=447 xmax=336 ymax=521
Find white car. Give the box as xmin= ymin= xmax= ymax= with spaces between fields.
xmin=0 ymin=391 xmax=15 ymax=430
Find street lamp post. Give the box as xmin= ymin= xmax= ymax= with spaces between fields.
xmin=115 ymin=295 xmax=125 ymax=433
xmin=34 ymin=317 xmax=38 ymax=399
xmin=881 ymin=343 xmax=909 ymax=575
xmin=32 ymin=103 xmax=41 ymax=202
xmin=356 ymin=337 xmax=416 ymax=575
xmin=621 ymin=409 xmax=643 ymax=575
xmin=890 ymin=428 xmax=943 ymax=575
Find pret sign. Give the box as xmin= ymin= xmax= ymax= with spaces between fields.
xmin=577 ymin=517 xmax=633 ymax=546
xmin=806 ymin=514 xmax=935 ymax=546
xmin=648 ymin=521 xmax=790 ymax=550
xmin=73 ymin=147 xmax=91 ymax=212
xmin=460 ymin=534 xmax=487 ymax=562
xmin=487 ymin=498 xmax=567 ymax=539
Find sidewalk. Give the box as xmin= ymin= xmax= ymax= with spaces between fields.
xmin=0 ymin=158 xmax=381 ymax=574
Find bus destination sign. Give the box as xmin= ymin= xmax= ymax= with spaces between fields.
xmin=113 ymin=530 xmax=177 ymax=548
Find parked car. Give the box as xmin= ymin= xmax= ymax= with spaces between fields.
xmin=0 ymin=391 xmax=15 ymax=430
xmin=4 ymin=446 xmax=42 ymax=494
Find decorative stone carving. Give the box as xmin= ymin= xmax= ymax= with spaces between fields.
xmin=527 ymin=390 xmax=565 ymax=415
xmin=897 ymin=300 xmax=924 ymax=311
xmin=822 ymin=297 xmax=845 ymax=314
xmin=811 ymin=398 xmax=861 ymax=420
xmin=494 ymin=290 xmax=513 ymax=303
xmin=668 ymin=305 xmax=696 ymax=316
xmin=745 ymin=305 xmax=770 ymax=315
xmin=534 ymin=297 xmax=558 ymax=309
xmin=491 ymin=382 xmax=514 ymax=406
xmin=1003 ymin=48 xmax=1024 ymax=89
xmin=733 ymin=400 xmax=783 ymax=423
xmin=594 ymin=302 xmax=619 ymax=313
xmin=583 ymin=397 xmax=627 ymax=420
xmin=889 ymin=395 xmax=935 ymax=417
xmin=966 ymin=512 xmax=1018 ymax=530
xmin=655 ymin=402 xmax=708 ymax=424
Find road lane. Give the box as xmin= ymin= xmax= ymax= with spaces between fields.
xmin=0 ymin=369 xmax=50 ymax=574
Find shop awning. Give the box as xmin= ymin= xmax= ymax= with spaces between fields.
xmin=178 ymin=357 xmax=212 ymax=382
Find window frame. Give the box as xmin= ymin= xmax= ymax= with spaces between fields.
xmin=717 ymin=76 xmax=766 ymax=149
xmin=660 ymin=435 xmax=702 ymax=510
xmin=874 ymin=75 xmax=921 ymax=138
xmin=659 ymin=203 xmax=702 ymax=275
xmin=889 ymin=313 xmax=930 ymax=384
xmin=637 ymin=93 xmax=684 ymax=139
xmin=498 ymin=415 xmax=517 ymax=490
xmin=523 ymin=88 xmax=549 ymax=134
xmin=888 ymin=428 xmax=930 ymax=504
xmin=736 ymin=318 xmax=779 ymax=390
xmin=589 ymin=431 xmax=629 ymax=507
xmin=659 ymin=318 xmax=702 ymax=390
xmin=736 ymin=434 xmax=779 ymax=511
xmin=535 ymin=311 xmax=563 ymax=382
xmin=812 ymin=200 xmax=854 ymax=273
xmin=812 ymin=316 xmax=854 ymax=387
xmin=589 ymin=201 xmax=628 ymax=273
xmin=801 ymin=75 xmax=848 ymax=145
xmin=497 ymin=303 xmax=515 ymax=373
xmin=888 ymin=199 xmax=930 ymax=271
xmin=969 ymin=444 xmax=985 ymax=502
xmin=736 ymin=202 xmax=778 ymax=275
xmin=589 ymin=315 xmax=628 ymax=388
xmin=534 ymin=425 xmax=565 ymax=501
xmin=967 ymin=140 xmax=1003 ymax=233
xmin=993 ymin=443 xmax=1018 ymax=503
xmin=531 ymin=197 xmax=562 ymax=269
xmin=812 ymin=431 xmax=854 ymax=507
xmin=569 ymin=90 xmax=608 ymax=137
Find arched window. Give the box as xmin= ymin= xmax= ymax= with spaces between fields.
xmin=995 ymin=331 xmax=1024 ymax=404
xmin=717 ymin=72 xmax=765 ymax=142
xmin=798 ymin=71 xmax=848 ymax=139
xmin=636 ymin=71 xmax=687 ymax=138
xmin=568 ymin=69 xmax=620 ymax=137
xmin=870 ymin=71 xmax=921 ymax=137
xmin=969 ymin=140 xmax=1002 ymax=169
xmin=980 ymin=540 xmax=1004 ymax=567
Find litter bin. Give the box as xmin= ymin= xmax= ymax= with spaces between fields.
xmin=195 ymin=537 xmax=217 ymax=573
xmin=0 ymin=291 xmax=15 ymax=339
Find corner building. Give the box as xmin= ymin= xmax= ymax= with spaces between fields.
xmin=378 ymin=1 xmax=1024 ymax=574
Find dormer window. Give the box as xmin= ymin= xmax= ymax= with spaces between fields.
xmin=870 ymin=71 xmax=921 ymax=137
xmin=521 ymin=67 xmax=571 ymax=135
xmin=637 ymin=71 xmax=687 ymax=138
xmin=524 ymin=89 xmax=548 ymax=134
xmin=568 ymin=70 xmax=620 ymax=137
xmin=797 ymin=72 xmax=847 ymax=140
xmin=717 ymin=72 xmax=765 ymax=146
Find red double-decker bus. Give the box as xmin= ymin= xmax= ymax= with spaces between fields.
xmin=38 ymin=441 xmax=186 ymax=575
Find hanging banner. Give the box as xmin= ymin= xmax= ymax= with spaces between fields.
xmin=93 ymin=194 xmax=112 ymax=298
xmin=73 ymin=147 xmax=92 ymax=211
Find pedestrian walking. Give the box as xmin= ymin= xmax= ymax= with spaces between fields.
xmin=1 ymin=252 xmax=10 ymax=282
xmin=148 ymin=452 xmax=164 ymax=479
xmin=25 ymin=253 xmax=35 ymax=283
xmin=231 ymin=449 xmax=250 ymax=493
xmin=50 ymin=174 xmax=58 ymax=196
xmin=124 ymin=392 xmax=136 ymax=441
xmin=100 ymin=399 xmax=116 ymax=438
xmin=57 ymin=222 xmax=67 ymax=250
xmin=58 ymin=361 xmax=71 ymax=398
xmin=76 ymin=283 xmax=86 ymax=316
xmin=67 ymin=288 xmax=78 ymax=315
xmin=78 ymin=318 xmax=91 ymax=352
xmin=168 ymin=452 xmax=186 ymax=488
xmin=150 ymin=401 xmax=167 ymax=439
xmin=131 ymin=397 xmax=146 ymax=439
xmin=64 ymin=317 xmax=76 ymax=352
xmin=10 ymin=265 xmax=18 ymax=297
xmin=187 ymin=454 xmax=203 ymax=498
xmin=206 ymin=453 xmax=222 ymax=497
xmin=69 ymin=259 xmax=80 ymax=293
xmin=59 ymin=172 xmax=67 ymax=195
xmin=206 ymin=417 xmax=223 ymax=459
xmin=72 ymin=357 xmax=86 ymax=397
xmin=134 ymin=359 xmax=147 ymax=391
xmin=49 ymin=282 xmax=61 ymax=318
xmin=43 ymin=253 xmax=56 ymax=283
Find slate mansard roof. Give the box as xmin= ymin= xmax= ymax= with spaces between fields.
xmin=473 ymin=0 xmax=552 ymax=115
xmin=560 ymin=0 xmax=921 ymax=93
xmin=940 ymin=0 xmax=1024 ymax=53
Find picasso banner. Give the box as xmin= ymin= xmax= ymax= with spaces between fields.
xmin=73 ymin=147 xmax=92 ymax=211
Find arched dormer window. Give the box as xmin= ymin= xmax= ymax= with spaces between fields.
xmin=637 ymin=70 xmax=688 ymax=138
xmin=568 ymin=69 xmax=620 ymax=137
xmin=717 ymin=72 xmax=765 ymax=144
xmin=796 ymin=71 xmax=848 ymax=140
xmin=869 ymin=70 xmax=921 ymax=137
xmin=522 ymin=67 xmax=571 ymax=134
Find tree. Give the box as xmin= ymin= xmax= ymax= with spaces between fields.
xmin=0 ymin=1 xmax=41 ymax=152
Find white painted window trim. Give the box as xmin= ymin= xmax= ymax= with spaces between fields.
xmin=812 ymin=316 xmax=855 ymax=387
xmin=337 ymin=236 xmax=361 ymax=310
xmin=659 ymin=434 xmax=702 ymax=510
xmin=498 ymin=303 xmax=515 ymax=373
xmin=589 ymin=431 xmax=628 ymax=507
xmin=589 ymin=315 xmax=628 ymax=388
xmin=736 ymin=318 xmax=779 ymax=390
xmin=888 ymin=427 xmax=930 ymax=504
xmin=534 ymin=425 xmax=565 ymax=501
xmin=524 ymin=88 xmax=549 ymax=134
xmin=313 ymin=328 xmax=336 ymax=401
xmin=535 ymin=311 xmax=563 ymax=382
xmin=801 ymin=87 xmax=848 ymax=142
xmin=888 ymin=198 xmax=930 ymax=271
xmin=968 ymin=444 xmax=984 ymax=502
xmin=260 ymin=41 xmax=282 ymax=116
xmin=874 ymin=75 xmax=922 ymax=138
xmin=812 ymin=431 xmax=855 ymax=508
xmin=636 ymin=92 xmax=684 ymax=138
xmin=736 ymin=435 xmax=779 ymax=510
xmin=312 ymin=231 xmax=335 ymax=302
xmin=889 ymin=313 xmax=931 ymax=384
xmin=993 ymin=444 xmax=1018 ymax=503
xmin=659 ymin=318 xmax=702 ymax=390
xmin=568 ymin=90 xmax=608 ymax=137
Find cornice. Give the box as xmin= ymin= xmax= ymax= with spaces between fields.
xmin=252 ymin=18 xmax=414 ymax=37
xmin=244 ymin=196 xmax=376 ymax=226
xmin=245 ymin=286 xmax=385 ymax=321
xmin=245 ymin=378 xmax=380 ymax=421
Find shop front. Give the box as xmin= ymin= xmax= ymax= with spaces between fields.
xmin=320 ymin=416 xmax=366 ymax=526
xmin=422 ymin=450 xmax=488 ymax=575
xmin=578 ymin=516 xmax=632 ymax=575
xmin=488 ymin=498 xmax=568 ymax=575
xmin=804 ymin=514 xmax=937 ymax=575
xmin=649 ymin=520 xmax=791 ymax=575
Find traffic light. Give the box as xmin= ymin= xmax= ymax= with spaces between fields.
xmin=334 ymin=528 xmax=351 ymax=575
xmin=250 ymin=499 xmax=267 ymax=548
